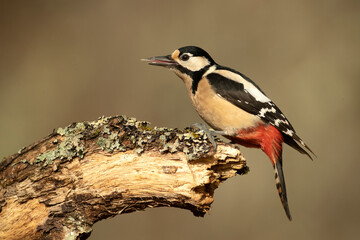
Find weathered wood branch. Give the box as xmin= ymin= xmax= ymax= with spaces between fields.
xmin=0 ymin=116 xmax=247 ymax=240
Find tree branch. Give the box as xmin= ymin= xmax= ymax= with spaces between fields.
xmin=0 ymin=116 xmax=247 ymax=240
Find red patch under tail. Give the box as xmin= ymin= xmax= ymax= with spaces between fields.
xmin=228 ymin=124 xmax=292 ymax=220
xmin=228 ymin=124 xmax=283 ymax=164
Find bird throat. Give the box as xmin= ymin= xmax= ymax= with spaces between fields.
xmin=190 ymin=65 xmax=211 ymax=95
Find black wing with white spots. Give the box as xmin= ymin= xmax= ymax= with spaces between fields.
xmin=206 ymin=71 xmax=314 ymax=158
xmin=206 ymin=72 xmax=293 ymax=133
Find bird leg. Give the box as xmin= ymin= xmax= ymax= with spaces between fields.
xmin=191 ymin=123 xmax=226 ymax=150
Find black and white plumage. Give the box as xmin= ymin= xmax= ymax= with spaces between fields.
xmin=143 ymin=46 xmax=315 ymax=220
xmin=205 ymin=68 xmax=314 ymax=159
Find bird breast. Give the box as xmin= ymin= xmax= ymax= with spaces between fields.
xmin=189 ymin=77 xmax=262 ymax=135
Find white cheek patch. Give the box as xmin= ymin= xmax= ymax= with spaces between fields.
xmin=182 ymin=56 xmax=210 ymax=72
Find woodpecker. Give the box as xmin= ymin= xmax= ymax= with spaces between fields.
xmin=143 ymin=46 xmax=314 ymax=220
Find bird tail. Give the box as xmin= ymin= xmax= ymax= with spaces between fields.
xmin=274 ymin=155 xmax=292 ymax=221
xmin=283 ymin=134 xmax=316 ymax=160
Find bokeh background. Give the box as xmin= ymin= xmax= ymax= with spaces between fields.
xmin=1 ymin=0 xmax=359 ymax=239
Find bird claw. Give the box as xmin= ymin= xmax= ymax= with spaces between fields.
xmin=191 ymin=123 xmax=219 ymax=150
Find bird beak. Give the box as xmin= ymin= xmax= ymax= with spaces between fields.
xmin=141 ymin=55 xmax=179 ymax=68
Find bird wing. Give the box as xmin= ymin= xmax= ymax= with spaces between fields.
xmin=206 ymin=71 xmax=293 ymax=134
xmin=206 ymin=70 xmax=314 ymax=158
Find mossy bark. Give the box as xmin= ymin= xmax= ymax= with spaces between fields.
xmin=0 ymin=116 xmax=247 ymax=240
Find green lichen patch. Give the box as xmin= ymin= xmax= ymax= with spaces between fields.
xmin=92 ymin=115 xmax=217 ymax=160
xmin=34 ymin=115 xmax=218 ymax=166
xmin=36 ymin=123 xmax=86 ymax=166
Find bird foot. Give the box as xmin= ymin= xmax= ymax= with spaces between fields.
xmin=191 ymin=123 xmax=226 ymax=150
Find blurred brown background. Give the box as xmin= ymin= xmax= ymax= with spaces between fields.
xmin=1 ymin=0 xmax=359 ymax=239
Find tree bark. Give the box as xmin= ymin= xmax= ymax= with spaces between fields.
xmin=0 ymin=116 xmax=247 ymax=240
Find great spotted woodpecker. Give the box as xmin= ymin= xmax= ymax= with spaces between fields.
xmin=143 ymin=46 xmax=315 ymax=220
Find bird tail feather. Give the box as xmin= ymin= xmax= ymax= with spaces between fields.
xmin=274 ymin=156 xmax=292 ymax=221
xmin=284 ymin=134 xmax=316 ymax=160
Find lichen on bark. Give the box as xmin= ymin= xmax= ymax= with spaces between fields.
xmin=0 ymin=115 xmax=247 ymax=240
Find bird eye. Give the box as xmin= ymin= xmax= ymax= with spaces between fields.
xmin=180 ymin=54 xmax=190 ymax=61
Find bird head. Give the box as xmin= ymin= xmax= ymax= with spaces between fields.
xmin=142 ymin=46 xmax=216 ymax=73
